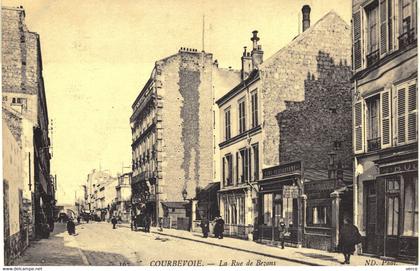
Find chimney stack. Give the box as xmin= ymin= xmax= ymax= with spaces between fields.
xmin=241 ymin=46 xmax=252 ymax=80
xmin=250 ymin=31 xmax=263 ymax=70
xmin=302 ymin=5 xmax=311 ymax=32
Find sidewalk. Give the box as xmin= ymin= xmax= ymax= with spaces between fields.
xmin=12 ymin=223 xmax=88 ymax=266
xmin=150 ymin=227 xmax=412 ymax=266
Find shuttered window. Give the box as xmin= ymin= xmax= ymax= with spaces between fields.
xmin=398 ymin=87 xmax=407 ymax=143
xmin=381 ymin=89 xmax=392 ymax=148
xmin=354 ymin=101 xmax=365 ymax=153
xmin=397 ymin=80 xmax=417 ymax=144
xmin=224 ymin=108 xmax=231 ymax=140
xmin=408 ymin=83 xmax=417 ymax=141
xmin=353 ymin=11 xmax=363 ymax=70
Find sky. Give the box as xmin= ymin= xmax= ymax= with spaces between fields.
xmin=3 ymin=0 xmax=351 ymax=205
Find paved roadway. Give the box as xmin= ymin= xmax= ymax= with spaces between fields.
xmin=13 ymin=222 xmax=304 ymax=266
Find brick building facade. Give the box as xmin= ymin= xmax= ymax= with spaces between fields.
xmin=130 ymin=48 xmax=240 ymax=226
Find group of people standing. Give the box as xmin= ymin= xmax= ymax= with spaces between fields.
xmin=200 ymin=216 xmax=225 ymax=239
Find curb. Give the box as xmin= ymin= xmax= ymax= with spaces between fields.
xmin=151 ymin=230 xmax=323 ymax=266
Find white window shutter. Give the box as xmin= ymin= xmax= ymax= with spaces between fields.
xmin=354 ymin=100 xmax=365 ymax=154
xmin=407 ymin=81 xmax=417 ymax=142
xmin=380 ymin=0 xmax=388 ymax=56
xmin=353 ymin=10 xmax=363 ymax=71
xmin=397 ymin=85 xmax=407 ymax=144
xmin=381 ymin=88 xmax=392 ymax=148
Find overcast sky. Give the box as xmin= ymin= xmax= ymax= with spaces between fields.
xmin=3 ymin=0 xmax=351 ymax=205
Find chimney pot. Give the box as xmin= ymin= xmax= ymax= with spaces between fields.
xmin=302 ymin=5 xmax=311 ymax=32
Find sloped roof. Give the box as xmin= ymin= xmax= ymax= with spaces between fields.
xmin=215 ymin=69 xmax=260 ymax=106
xmin=261 ymin=11 xmax=350 ymax=68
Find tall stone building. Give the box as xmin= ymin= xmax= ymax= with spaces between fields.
xmin=2 ymin=6 xmax=54 ymax=259
xmin=115 ymin=172 xmax=132 ymax=222
xmin=352 ymin=0 xmax=417 ymax=261
xmin=84 ymin=169 xmax=116 ymax=220
xmin=130 ymin=48 xmax=240 ymax=225
xmin=217 ymin=7 xmax=353 ymax=251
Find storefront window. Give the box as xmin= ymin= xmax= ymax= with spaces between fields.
xmin=386 ymin=177 xmax=400 ymax=236
xmin=231 ymin=203 xmax=237 ymax=225
xmin=223 ymin=196 xmax=229 ymax=224
xmin=263 ymin=193 xmax=273 ymax=226
xmin=274 ymin=194 xmax=282 ymax=226
xmin=387 ymin=196 xmax=399 ymax=236
xmin=403 ymin=176 xmax=418 ymax=236
xmin=283 ymin=197 xmax=293 ymax=226
xmin=313 ymin=207 xmax=327 ymax=225
xmin=238 ymin=197 xmax=245 ymax=225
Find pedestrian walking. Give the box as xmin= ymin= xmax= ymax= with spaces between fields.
xmin=338 ymin=218 xmax=362 ymax=264
xmin=213 ymin=216 xmax=225 ymax=239
xmin=278 ymin=220 xmax=288 ymax=249
xmin=158 ymin=217 xmax=163 ymax=232
xmin=111 ymin=216 xmax=118 ymax=229
xmin=144 ymin=214 xmax=151 ymax=233
xmin=67 ymin=219 xmax=76 ymax=235
xmin=200 ymin=217 xmax=210 ymax=238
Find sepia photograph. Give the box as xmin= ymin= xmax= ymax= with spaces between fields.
xmin=1 ymin=0 xmax=418 ymax=269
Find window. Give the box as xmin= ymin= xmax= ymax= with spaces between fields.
xmin=366 ymin=95 xmax=381 ymax=151
xmin=238 ymin=196 xmax=245 ymax=225
xmin=240 ymin=148 xmax=249 ymax=183
xmin=403 ymin=175 xmax=418 ymax=236
xmin=313 ymin=207 xmax=327 ymax=225
xmin=263 ymin=193 xmax=273 ymax=226
xmin=401 ymin=0 xmax=413 ymax=34
xmin=224 ymin=154 xmax=233 ymax=186
xmin=367 ymin=3 xmax=379 ymax=54
xmin=2 ymin=96 xmax=7 ymax=102
xmin=238 ymin=98 xmax=246 ymax=134
xmin=386 ymin=176 xmax=400 ymax=236
xmin=224 ymin=108 xmax=231 ymax=140
xmin=366 ymin=2 xmax=380 ymax=66
xmin=251 ymin=91 xmax=259 ymax=127
xmin=252 ymin=144 xmax=259 ymax=181
xmin=397 ymin=81 xmax=417 ymax=144
xmin=273 ymin=193 xmax=282 ymax=226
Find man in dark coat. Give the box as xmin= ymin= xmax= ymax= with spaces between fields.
xmin=213 ymin=216 xmax=225 ymax=239
xmin=338 ymin=218 xmax=362 ymax=264
xmin=144 ymin=214 xmax=151 ymax=233
xmin=200 ymin=217 xmax=210 ymax=238
xmin=279 ymin=221 xmax=287 ymax=249
xmin=111 ymin=216 xmax=118 ymax=229
xmin=67 ymin=219 xmax=76 ymax=235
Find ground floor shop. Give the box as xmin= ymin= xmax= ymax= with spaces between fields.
xmin=256 ymin=162 xmax=303 ymax=246
xmin=256 ymin=161 xmax=353 ymax=251
xmin=219 ymin=185 xmax=256 ymax=239
xmin=356 ymin=146 xmax=418 ymax=261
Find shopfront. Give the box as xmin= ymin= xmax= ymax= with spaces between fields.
xmin=257 ymin=161 xmax=303 ymax=247
xmin=368 ymin=157 xmax=418 ymax=261
xmin=219 ymin=186 xmax=254 ymax=239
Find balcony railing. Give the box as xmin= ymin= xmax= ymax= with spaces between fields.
xmin=367 ymin=137 xmax=381 ymax=152
xmin=398 ymin=28 xmax=416 ymax=50
xmin=366 ymin=49 xmax=379 ymax=67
